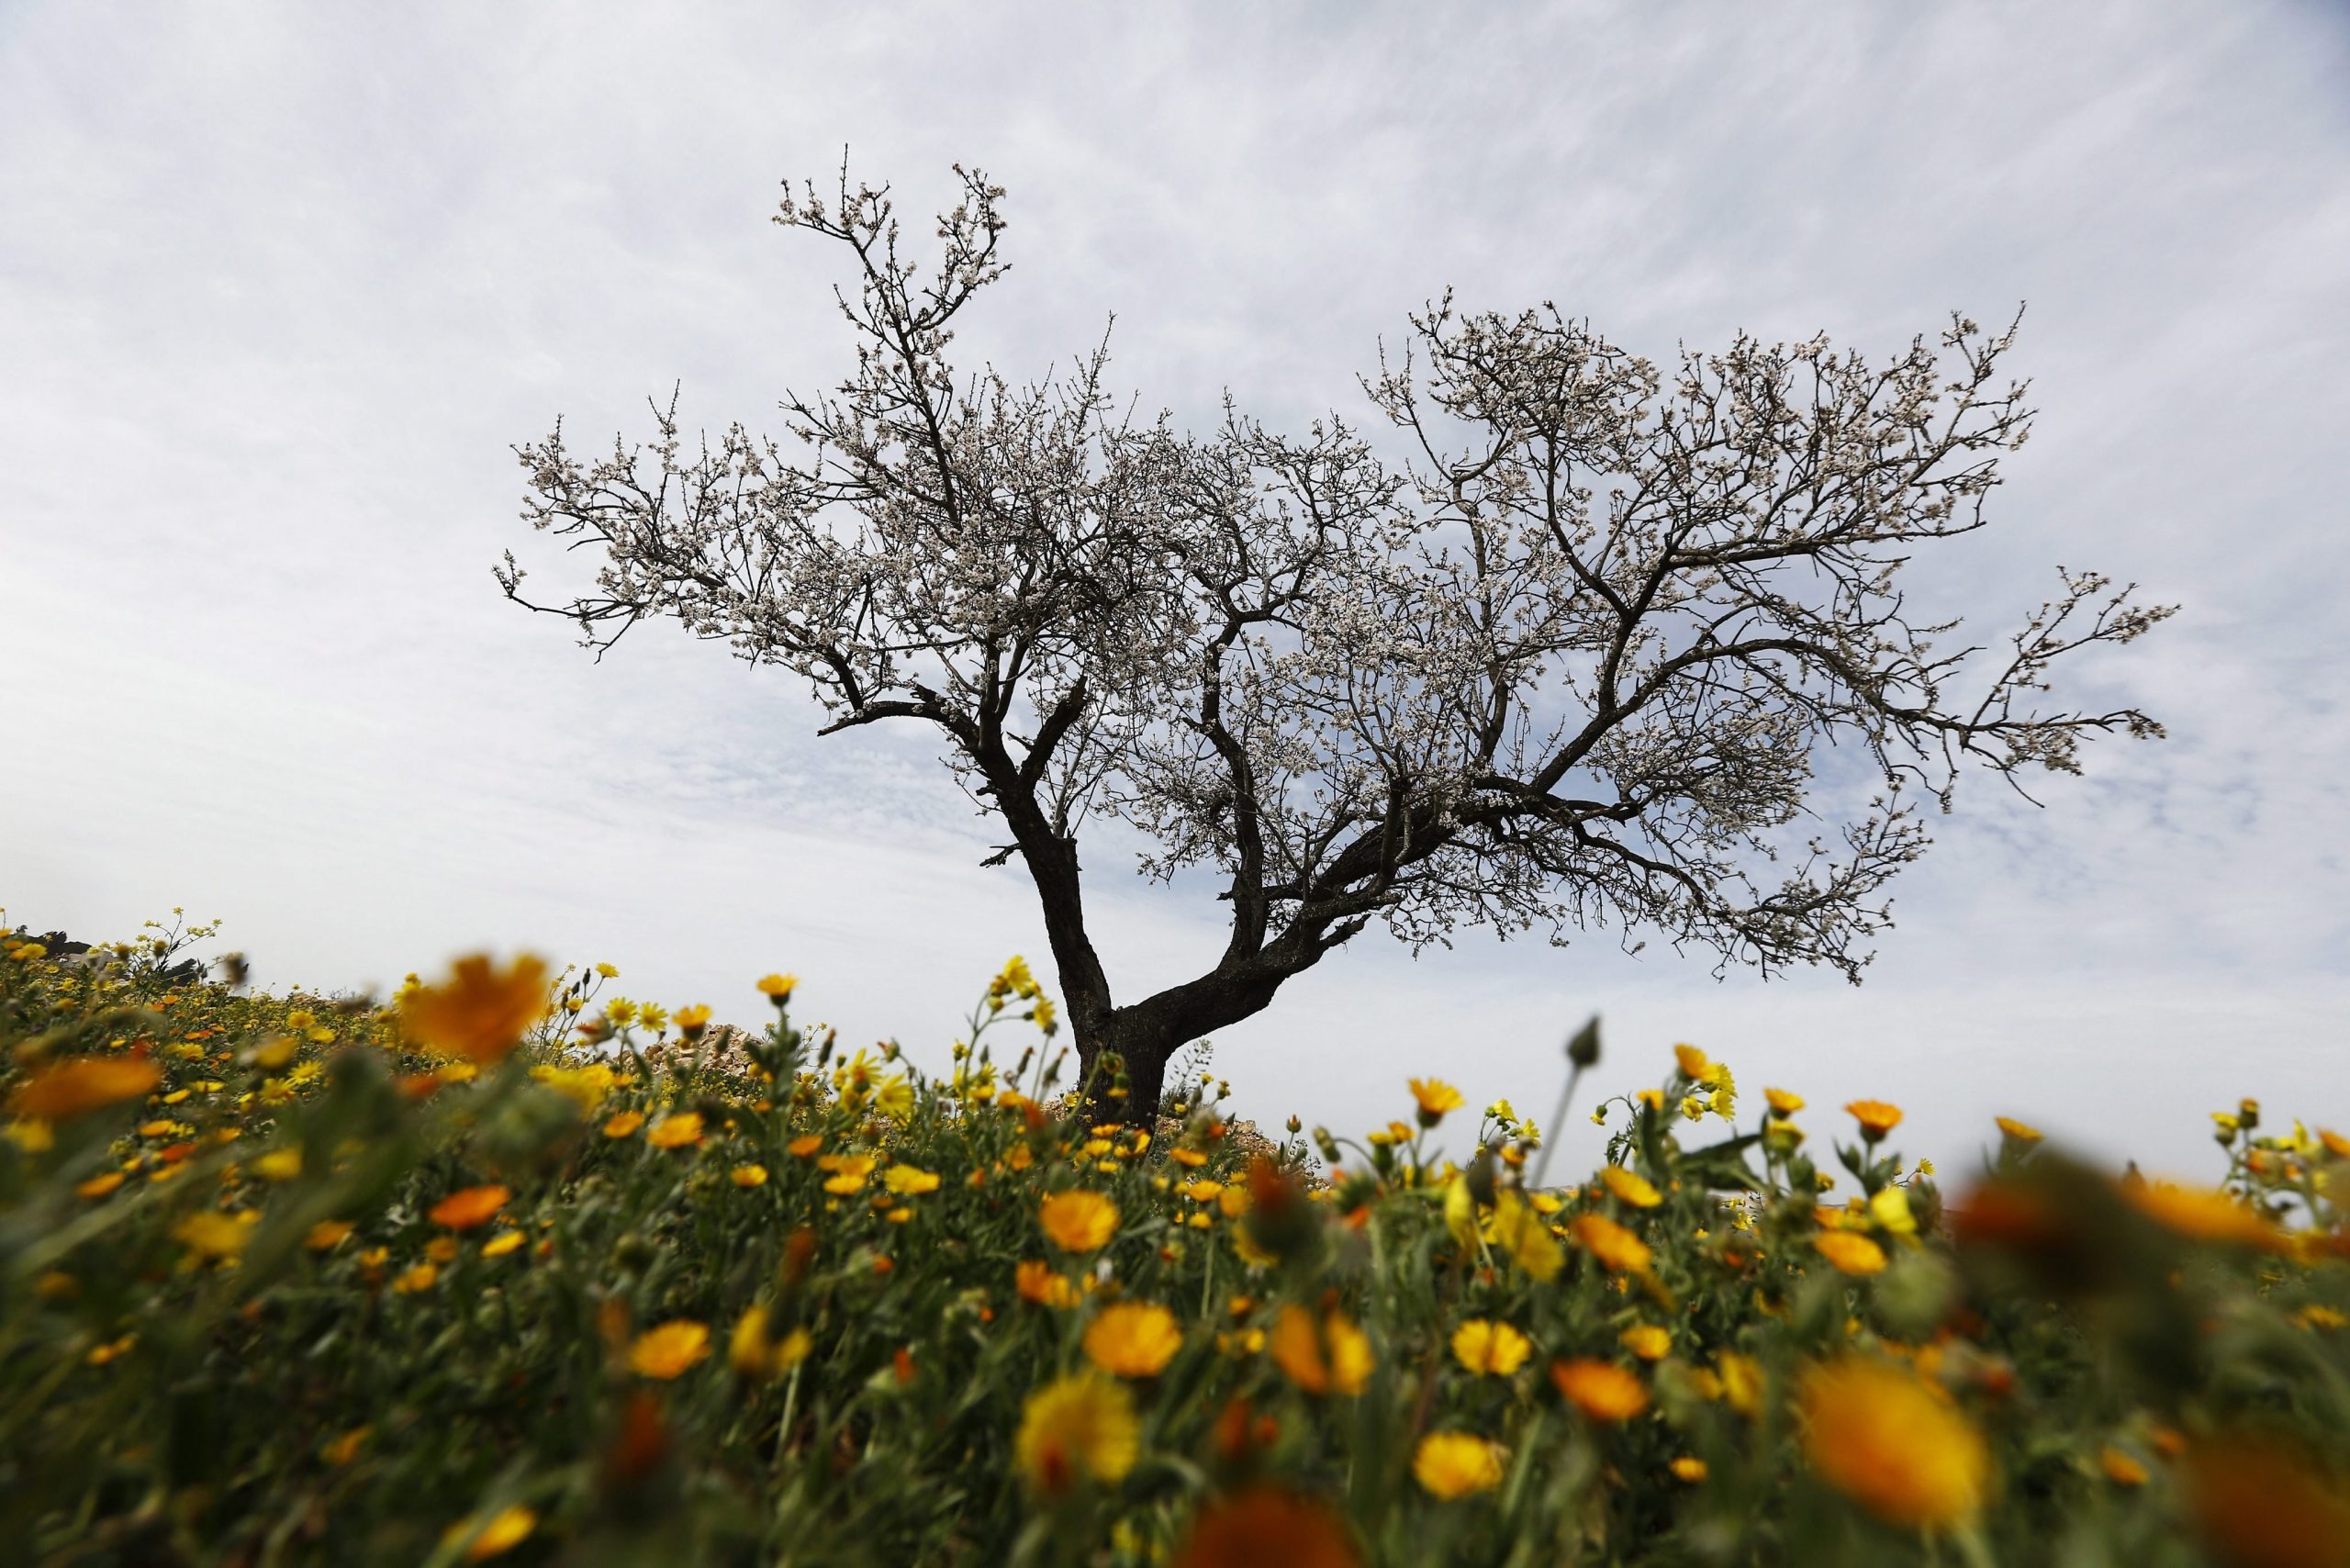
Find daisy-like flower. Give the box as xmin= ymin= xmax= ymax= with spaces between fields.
xmin=397 ymin=954 xmax=551 ymax=1065
xmin=1015 ymin=1374 xmax=1138 ymax=1496
xmin=1015 ymin=1260 xmax=1079 ymax=1308
xmin=1765 ymin=1087 xmax=1806 ymax=1117
xmin=1408 ymin=1078 xmax=1463 ymax=1127
xmin=646 ymin=1112 xmax=704 ymax=1150
xmin=628 ymin=1320 xmax=711 ymax=1380
xmin=1083 ymin=1302 xmax=1184 ymax=1378
xmin=1600 ymin=1166 xmax=1662 ymax=1208
xmin=1040 ymin=1190 xmax=1119 ymax=1252
xmin=1995 ymin=1115 xmax=2043 ymax=1144
xmin=755 ymin=972 xmax=798 ymax=1002
xmin=1814 ymin=1230 xmax=1889 ymax=1275
xmin=1551 ymin=1358 xmax=1650 ymax=1422
xmin=1799 ymin=1357 xmax=1989 ymax=1528
xmin=429 ymin=1184 xmax=511 ymax=1231
xmin=1572 ymin=1213 xmax=1652 ymax=1274
xmin=10 ymin=1056 xmax=162 ymax=1122
xmin=1844 ymin=1100 xmax=1905 ymax=1141
xmin=1412 ymin=1432 xmax=1505 ymax=1498
xmin=602 ymin=1110 xmax=645 ymax=1138
xmin=1673 ymin=1044 xmax=1714 ymax=1082
xmin=1450 ymin=1318 xmax=1532 ymax=1377
xmin=1270 ymin=1305 xmax=1373 ymax=1395
xmin=732 ymin=1164 xmax=769 ymax=1188
xmin=1619 ymin=1324 xmax=1672 ymax=1361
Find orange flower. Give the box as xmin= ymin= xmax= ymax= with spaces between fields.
xmin=2124 ymin=1182 xmax=2286 ymax=1251
xmin=429 ymin=1184 xmax=511 ymax=1231
xmin=1670 ymin=1456 xmax=1708 ymax=1483
xmin=2183 ymin=1437 xmax=2350 ymax=1568
xmin=628 ymin=1320 xmax=712 ymax=1379
xmin=646 ymin=1112 xmax=704 ymax=1150
xmin=397 ymin=954 xmax=551 ymax=1064
xmin=1040 ymin=1190 xmax=1119 ymax=1252
xmin=1995 ymin=1116 xmax=2043 ymax=1144
xmin=11 ymin=1056 xmax=162 ymax=1121
xmin=1408 ymin=1078 xmax=1462 ymax=1126
xmin=2099 ymin=1446 xmax=2149 ymax=1486
xmin=602 ymin=1110 xmax=644 ymax=1138
xmin=1083 ymin=1302 xmax=1184 ymax=1377
xmin=1016 ymin=1260 xmax=1079 ymax=1308
xmin=1270 ymin=1305 xmax=1372 ymax=1395
xmin=1572 ymin=1213 xmax=1652 ymax=1273
xmin=732 ymin=1164 xmax=769 ymax=1188
xmin=1844 ymin=1100 xmax=1904 ymax=1139
xmin=1173 ymin=1486 xmax=1361 ymax=1568
xmin=306 ymin=1219 xmax=354 ymax=1250
xmin=1550 ymin=1359 xmax=1650 ymax=1422
xmin=1799 ymin=1357 xmax=1989 ymax=1528
xmin=1813 ymin=1231 xmax=1889 ymax=1275
xmin=1764 ymin=1088 xmax=1806 ymax=1117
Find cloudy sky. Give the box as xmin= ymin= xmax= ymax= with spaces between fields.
xmin=5 ymin=2 xmax=2344 ymax=1180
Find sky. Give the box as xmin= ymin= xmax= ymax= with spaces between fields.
xmin=4 ymin=2 xmax=2345 ymax=1183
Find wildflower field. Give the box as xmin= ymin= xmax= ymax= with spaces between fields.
xmin=2 ymin=913 xmax=2344 ymax=1567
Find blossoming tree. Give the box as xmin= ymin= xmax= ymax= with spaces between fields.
xmin=500 ymin=165 xmax=2171 ymax=1119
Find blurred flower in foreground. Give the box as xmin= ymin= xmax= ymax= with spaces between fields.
xmin=398 ymin=954 xmax=551 ymax=1064
xmin=1413 ymin=1432 xmax=1505 ymax=1498
xmin=1799 ymin=1357 xmax=1989 ymax=1528
xmin=1173 ymin=1486 xmax=1360 ymax=1568
xmin=11 ymin=1056 xmax=162 ymax=1121
xmin=1016 ymin=1374 xmax=1137 ymax=1495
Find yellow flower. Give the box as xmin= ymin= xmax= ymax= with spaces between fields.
xmin=1016 ymin=1260 xmax=1080 ymax=1308
xmin=1270 ymin=1305 xmax=1373 ymax=1395
xmin=822 ymin=1153 xmax=876 ymax=1194
xmin=2296 ymin=1305 xmax=2347 ymax=1332
xmin=252 ymin=1148 xmax=303 ymax=1182
xmin=1995 ymin=1115 xmax=2043 ymax=1143
xmin=1015 ymin=1374 xmax=1139 ymax=1495
xmin=1084 ymin=1302 xmax=1185 ymax=1377
xmin=393 ymin=1262 xmax=439 ymax=1294
xmin=877 ymin=1163 xmax=939 ymax=1196
xmin=1717 ymin=1352 xmax=1764 ymax=1417
xmin=1450 ymin=1319 xmax=1533 ymax=1376
xmin=1600 ymin=1166 xmax=1662 ymax=1208
xmin=429 ymin=1184 xmax=511 ymax=1231
xmin=1670 ymin=1456 xmax=1708 ymax=1483
xmin=1490 ymin=1191 xmax=1565 ymax=1282
xmin=10 ymin=1056 xmax=162 ymax=1122
xmin=756 ymin=972 xmax=799 ymax=1001
xmin=788 ymin=1134 xmax=823 ymax=1159
xmin=397 ymin=954 xmax=551 ymax=1064
xmin=1798 ymin=1357 xmax=1990 ymax=1528
xmin=646 ymin=1112 xmax=704 ymax=1150
xmin=76 ymin=1171 xmax=126 ymax=1200
xmin=1868 ymin=1185 xmax=1917 ymax=1237
xmin=602 ymin=1110 xmax=644 ymax=1138
xmin=480 ymin=1229 xmax=526 ymax=1258
xmin=305 ymin=1219 xmax=354 ymax=1250
xmin=628 ymin=1320 xmax=712 ymax=1379
xmin=1040 ymin=1190 xmax=1119 ymax=1252
xmin=1619 ymin=1324 xmax=1672 ymax=1361
xmin=1814 ymin=1231 xmax=1889 ymax=1275
xmin=729 ymin=1305 xmax=812 ymax=1380
xmin=1412 ymin=1432 xmax=1505 ymax=1498
xmin=532 ymin=1062 xmax=616 ymax=1114
xmin=1408 ymin=1078 xmax=1463 ymax=1126
xmin=594 ymin=962 xmax=621 ymax=979
xmin=2099 ymin=1446 xmax=2149 ymax=1486
xmin=1765 ymin=1087 xmax=1806 ymax=1117
xmin=174 ymin=1209 xmax=258 ymax=1260
xmin=732 ymin=1164 xmax=769 ymax=1188
xmin=1673 ymin=1043 xmax=1713 ymax=1081
xmin=446 ymin=1504 xmax=537 ymax=1562
xmin=1551 ymin=1358 xmax=1650 ymax=1422
xmin=674 ymin=1003 xmax=712 ymax=1037
xmin=1572 ymin=1213 xmax=1652 ymax=1274
xmin=1845 ymin=1100 xmax=1904 ymax=1140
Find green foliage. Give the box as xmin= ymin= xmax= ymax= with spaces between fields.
xmin=1 ymin=914 xmax=2344 ymax=1566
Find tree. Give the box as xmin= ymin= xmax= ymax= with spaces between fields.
xmin=499 ymin=164 xmax=2173 ymax=1121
